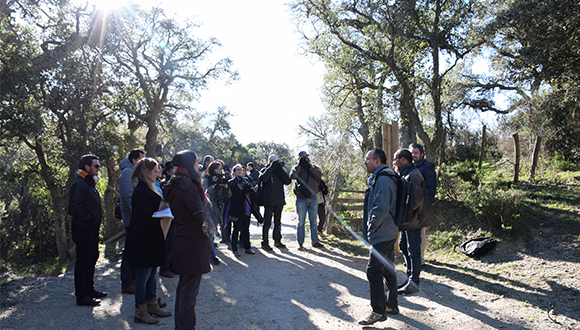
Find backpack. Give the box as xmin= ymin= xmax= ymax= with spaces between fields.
xmin=370 ymin=170 xmax=414 ymax=229
xmin=459 ymin=237 xmax=497 ymax=257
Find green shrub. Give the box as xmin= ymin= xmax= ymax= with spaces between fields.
xmin=470 ymin=185 xmax=526 ymax=235
xmin=429 ymin=230 xmax=464 ymax=250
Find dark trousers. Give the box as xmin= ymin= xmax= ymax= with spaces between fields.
xmin=399 ymin=229 xmax=422 ymax=285
xmin=72 ymin=228 xmax=99 ymax=301
xmin=175 ymin=273 xmax=202 ymax=330
xmin=221 ymin=220 xmax=232 ymax=243
xmin=317 ymin=203 xmax=326 ymax=232
xmin=366 ymin=239 xmax=398 ymax=314
xmin=160 ymin=223 xmax=175 ymax=273
xmin=231 ymin=215 xmax=250 ymax=252
xmin=262 ymin=205 xmax=283 ymax=245
xmin=121 ymin=227 xmax=136 ymax=287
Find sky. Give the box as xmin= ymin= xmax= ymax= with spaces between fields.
xmin=159 ymin=0 xmax=327 ymax=151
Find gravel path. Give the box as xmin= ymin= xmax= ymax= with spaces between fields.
xmin=1 ymin=211 xmax=579 ymax=329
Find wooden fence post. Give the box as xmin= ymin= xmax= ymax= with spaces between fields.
xmin=513 ymin=132 xmax=520 ymax=183
xmin=326 ymin=174 xmax=343 ymax=235
xmin=478 ymin=124 xmax=486 ymax=170
xmin=529 ymin=136 xmax=542 ymax=181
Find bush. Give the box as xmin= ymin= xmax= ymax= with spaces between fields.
xmin=469 ymin=185 xmax=526 ymax=235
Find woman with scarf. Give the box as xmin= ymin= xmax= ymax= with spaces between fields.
xmin=226 ymin=163 xmax=258 ymax=257
xmin=163 ymin=150 xmax=212 ymax=330
xmin=127 ymin=157 xmax=171 ymax=324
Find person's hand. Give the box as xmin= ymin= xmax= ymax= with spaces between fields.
xmin=238 ymin=183 xmax=244 ymax=191
xmin=252 ymin=185 xmax=258 ymax=192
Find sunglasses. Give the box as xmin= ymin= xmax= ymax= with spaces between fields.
xmin=92 ymin=164 xmax=101 ymax=169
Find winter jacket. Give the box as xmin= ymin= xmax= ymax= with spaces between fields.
xmin=202 ymin=176 xmax=231 ymax=227
xmin=291 ymin=163 xmax=322 ymax=198
xmin=363 ymin=165 xmax=399 ymax=245
xmin=68 ymin=172 xmax=102 ymax=233
xmin=415 ymin=158 xmax=437 ymax=205
xmin=118 ymin=157 xmax=135 ymax=227
xmin=259 ymin=161 xmax=291 ymax=206
xmin=126 ymin=181 xmax=165 ymax=268
xmin=163 ymin=174 xmax=211 ymax=275
xmin=227 ymin=176 xmax=253 ymax=219
xmin=398 ymin=163 xmax=432 ymax=231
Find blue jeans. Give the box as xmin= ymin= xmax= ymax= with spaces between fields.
xmin=134 ymin=267 xmax=157 ymax=307
xmin=210 ymin=229 xmax=216 ymax=260
xmin=399 ymin=229 xmax=422 ymax=285
xmin=296 ymin=196 xmax=319 ymax=244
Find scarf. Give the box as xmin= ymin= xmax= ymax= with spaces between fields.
xmin=77 ymin=169 xmax=97 ymax=187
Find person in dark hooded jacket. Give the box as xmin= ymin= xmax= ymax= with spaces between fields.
xmin=258 ymin=155 xmax=291 ymax=250
xmin=163 ymin=150 xmax=212 ymax=330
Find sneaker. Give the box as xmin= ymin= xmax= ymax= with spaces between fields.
xmin=274 ymin=242 xmax=286 ymax=248
xmin=261 ymin=244 xmax=273 ymax=251
xmin=358 ymin=311 xmax=387 ymax=325
xmin=233 ymin=251 xmax=241 ymax=257
xmin=244 ymin=249 xmax=256 ymax=255
xmin=385 ymin=306 xmax=399 ymax=315
xmin=398 ymin=280 xmax=420 ymax=295
xmin=210 ymin=257 xmax=221 ymax=266
xmin=397 ymin=279 xmax=409 ymax=289
xmin=297 ymin=243 xmax=305 ymax=251
xmin=159 ymin=271 xmax=175 ymax=278
xmin=312 ymin=242 xmax=324 ymax=248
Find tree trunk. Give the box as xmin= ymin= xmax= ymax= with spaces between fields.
xmin=104 ymin=164 xmax=121 ymax=239
xmin=478 ymin=125 xmax=487 ymax=170
xmin=30 ymin=142 xmax=71 ymax=261
xmin=513 ymin=132 xmax=520 ymax=183
xmin=529 ymin=136 xmax=542 ymax=181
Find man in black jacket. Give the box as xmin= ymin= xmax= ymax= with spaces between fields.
xmin=258 ymin=155 xmax=291 ymax=250
xmin=393 ymin=149 xmax=431 ymax=295
xmin=68 ymin=154 xmax=107 ymax=306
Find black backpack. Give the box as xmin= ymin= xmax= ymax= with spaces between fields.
xmin=370 ymin=169 xmax=414 ymax=229
xmin=459 ymin=237 xmax=497 ymax=257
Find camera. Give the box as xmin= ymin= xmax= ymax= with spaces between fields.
xmin=209 ymin=173 xmax=229 ymax=185
xmin=240 ymin=177 xmax=256 ymax=193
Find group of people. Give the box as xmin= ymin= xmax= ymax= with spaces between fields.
xmin=359 ymin=144 xmax=437 ymax=326
xmin=67 ymin=143 xmax=436 ymax=328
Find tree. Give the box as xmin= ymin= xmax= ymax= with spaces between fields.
xmin=104 ymin=5 xmax=237 ymax=155
xmin=291 ymin=0 xmax=489 ymax=160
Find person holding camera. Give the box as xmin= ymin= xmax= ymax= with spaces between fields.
xmin=202 ymin=161 xmax=232 ymax=265
xmin=258 ymin=155 xmax=292 ymax=250
xmin=291 ymin=151 xmax=324 ymax=250
xmin=226 ymin=164 xmax=259 ymax=256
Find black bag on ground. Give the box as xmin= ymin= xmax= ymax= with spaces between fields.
xmin=459 ymin=237 xmax=497 ymax=257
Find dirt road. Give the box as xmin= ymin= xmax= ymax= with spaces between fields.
xmin=1 ymin=211 xmax=578 ymax=329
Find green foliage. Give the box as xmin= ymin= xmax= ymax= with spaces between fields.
xmin=469 ymin=185 xmax=526 ymax=235
xmin=429 ymin=230 xmax=464 ymax=250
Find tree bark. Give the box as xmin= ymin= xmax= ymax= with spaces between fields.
xmin=478 ymin=125 xmax=487 ymax=170
xmin=529 ymin=136 xmax=542 ymax=181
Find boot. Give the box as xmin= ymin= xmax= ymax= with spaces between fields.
xmin=147 ymin=298 xmax=172 ymax=317
xmin=134 ymin=304 xmax=159 ymax=324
